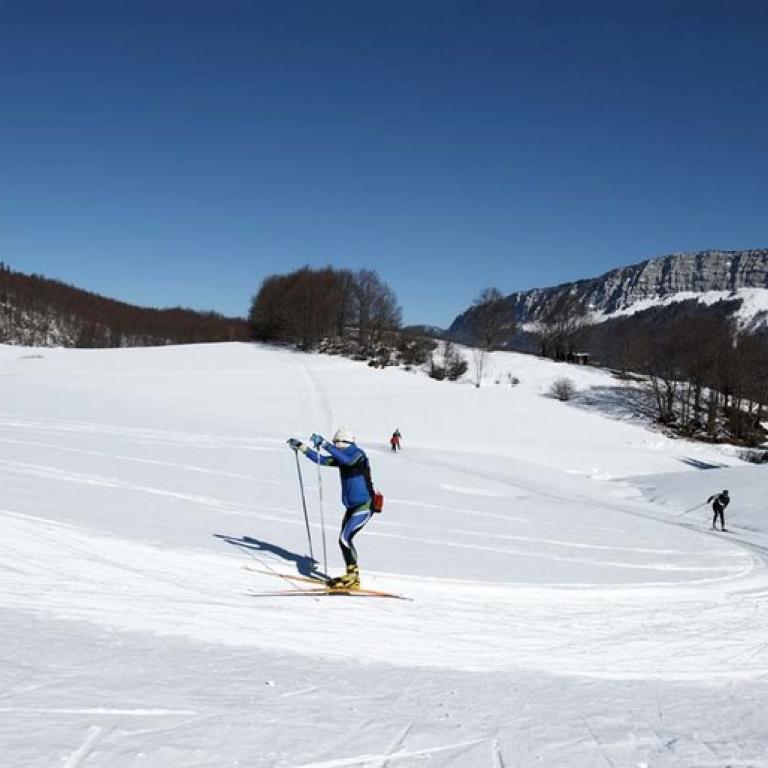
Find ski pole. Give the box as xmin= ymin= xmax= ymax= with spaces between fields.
xmin=678 ymin=501 xmax=707 ymax=518
xmin=293 ymin=449 xmax=315 ymax=562
xmin=315 ymin=447 xmax=328 ymax=574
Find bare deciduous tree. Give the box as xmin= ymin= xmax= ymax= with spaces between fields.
xmin=249 ymin=266 xmax=401 ymax=353
xmin=534 ymin=291 xmax=589 ymax=361
xmin=468 ymin=287 xmax=511 ymax=387
xmin=353 ymin=269 xmax=402 ymax=350
xmin=427 ymin=339 xmax=468 ymax=381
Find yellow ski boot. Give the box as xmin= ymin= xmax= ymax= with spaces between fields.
xmin=328 ymin=564 xmax=360 ymax=590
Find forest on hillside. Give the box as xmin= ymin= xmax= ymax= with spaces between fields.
xmin=491 ymin=294 xmax=768 ymax=448
xmin=0 ymin=263 xmax=248 ymax=347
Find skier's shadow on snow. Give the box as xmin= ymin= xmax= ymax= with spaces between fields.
xmin=214 ymin=534 xmax=325 ymax=579
xmin=678 ymin=457 xmax=726 ymax=470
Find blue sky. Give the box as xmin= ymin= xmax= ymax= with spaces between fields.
xmin=1 ymin=1 xmax=766 ymax=327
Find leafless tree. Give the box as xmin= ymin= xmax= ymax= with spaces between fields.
xmin=353 ymin=269 xmax=402 ymax=350
xmin=427 ymin=339 xmax=468 ymax=381
xmin=468 ymin=287 xmax=511 ymax=387
xmin=534 ymin=291 xmax=589 ymax=361
xmin=725 ymin=331 xmax=768 ymax=444
xmin=249 ymin=266 xmax=401 ymax=352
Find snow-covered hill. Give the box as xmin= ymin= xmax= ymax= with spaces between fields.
xmin=1 ymin=342 xmax=767 ymax=766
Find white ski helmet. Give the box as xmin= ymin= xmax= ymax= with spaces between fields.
xmin=333 ymin=426 xmax=355 ymax=444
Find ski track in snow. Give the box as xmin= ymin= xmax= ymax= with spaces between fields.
xmin=62 ymin=725 xmax=110 ymax=768
xmin=0 ymin=457 xmax=297 ymax=522
xmin=0 ymin=708 xmax=198 ymax=716
xmin=0 ymin=413 xmax=283 ymax=450
xmin=287 ymin=737 xmax=491 ymax=768
xmin=1 ymin=504 xmax=767 ymax=681
xmin=439 ymin=483 xmax=508 ymax=497
xmin=0 ymin=435 xmax=283 ymax=483
xmin=0 ymin=455 xmax=750 ymax=579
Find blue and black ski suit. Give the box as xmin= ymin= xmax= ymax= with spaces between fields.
xmin=303 ymin=442 xmax=373 ymax=567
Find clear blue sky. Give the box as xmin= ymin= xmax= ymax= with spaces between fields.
xmin=1 ymin=1 xmax=766 ymax=327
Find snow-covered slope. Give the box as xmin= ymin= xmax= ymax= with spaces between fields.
xmin=590 ymin=286 xmax=768 ymax=330
xmin=1 ymin=342 xmax=767 ymax=766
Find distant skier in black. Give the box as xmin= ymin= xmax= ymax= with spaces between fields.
xmin=707 ymin=489 xmax=730 ymax=531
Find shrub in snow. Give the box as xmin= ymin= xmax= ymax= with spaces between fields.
xmin=428 ymin=360 xmax=447 ymax=380
xmin=375 ymin=347 xmax=391 ymax=366
xmin=550 ymin=377 xmax=577 ymax=401
xmin=397 ymin=334 xmax=437 ymax=366
xmin=739 ymin=448 xmax=768 ymax=464
xmin=424 ymin=340 xmax=467 ymax=382
xmin=446 ymin=358 xmax=468 ymax=381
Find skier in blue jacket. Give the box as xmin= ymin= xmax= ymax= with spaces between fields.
xmin=288 ymin=426 xmax=373 ymax=589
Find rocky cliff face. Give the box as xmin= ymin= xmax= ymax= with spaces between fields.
xmin=449 ymin=249 xmax=768 ymax=341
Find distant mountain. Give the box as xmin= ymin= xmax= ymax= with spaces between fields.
xmin=401 ymin=323 xmax=446 ymax=339
xmin=448 ymin=249 xmax=768 ymax=345
xmin=0 ymin=263 xmax=248 ymax=347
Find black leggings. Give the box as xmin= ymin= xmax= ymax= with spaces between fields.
xmin=339 ymin=504 xmax=372 ymax=567
xmin=712 ymin=506 xmax=725 ymax=529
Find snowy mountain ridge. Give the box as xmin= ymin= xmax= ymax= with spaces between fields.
xmin=450 ymin=248 xmax=768 ymax=339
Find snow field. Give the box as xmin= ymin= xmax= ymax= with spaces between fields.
xmin=1 ymin=342 xmax=767 ymax=766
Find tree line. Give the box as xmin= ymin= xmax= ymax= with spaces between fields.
xmin=248 ymin=266 xmax=472 ymax=380
xmin=581 ymin=302 xmax=768 ymax=446
xmin=0 ymin=263 xmax=248 ymax=347
xmin=526 ymin=292 xmax=768 ymax=446
xmin=249 ymin=266 xmax=402 ymax=351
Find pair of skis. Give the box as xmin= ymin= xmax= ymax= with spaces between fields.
xmin=246 ymin=567 xmax=410 ymax=601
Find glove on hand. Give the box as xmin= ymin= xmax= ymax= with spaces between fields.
xmin=287 ymin=438 xmax=302 ymax=451
xmin=310 ymin=433 xmax=324 ymax=448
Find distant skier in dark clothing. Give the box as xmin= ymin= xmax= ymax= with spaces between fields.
xmin=707 ymin=490 xmax=730 ymax=531
xmin=288 ymin=426 xmax=374 ymax=589
xmin=390 ymin=429 xmax=402 ymax=452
